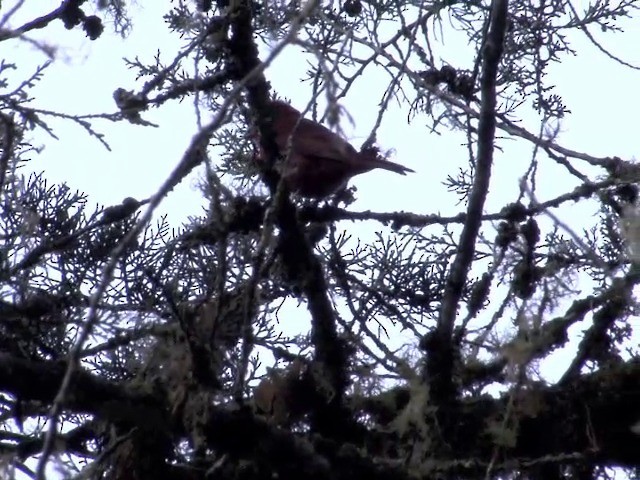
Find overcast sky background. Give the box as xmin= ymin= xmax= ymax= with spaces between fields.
xmin=2 ymin=2 xmax=640 ymax=478
xmin=4 ymin=0 xmax=640 ymax=385
xmin=7 ymin=2 xmax=638 ymax=220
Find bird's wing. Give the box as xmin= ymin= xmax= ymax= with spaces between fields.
xmin=280 ymin=118 xmax=356 ymax=164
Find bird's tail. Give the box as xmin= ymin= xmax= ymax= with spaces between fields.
xmin=359 ymin=146 xmax=414 ymax=175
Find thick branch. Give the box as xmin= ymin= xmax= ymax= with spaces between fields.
xmin=0 ymin=353 xmax=167 ymax=428
xmin=363 ymin=360 xmax=640 ymax=473
xmin=2 ymin=353 xmax=639 ymax=476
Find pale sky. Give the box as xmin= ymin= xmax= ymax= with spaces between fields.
xmin=8 ymin=2 xmax=638 ymax=224
xmin=3 ymin=2 xmax=640 ymax=478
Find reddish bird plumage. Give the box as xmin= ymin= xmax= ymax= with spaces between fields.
xmin=254 ymin=100 xmax=414 ymax=198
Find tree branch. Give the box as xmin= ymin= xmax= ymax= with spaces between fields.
xmin=427 ymin=0 xmax=509 ymax=448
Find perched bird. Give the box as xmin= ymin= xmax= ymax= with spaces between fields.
xmin=254 ymin=100 xmax=414 ymax=198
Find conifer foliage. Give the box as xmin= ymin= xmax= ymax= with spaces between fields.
xmin=0 ymin=1 xmax=639 ymax=479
